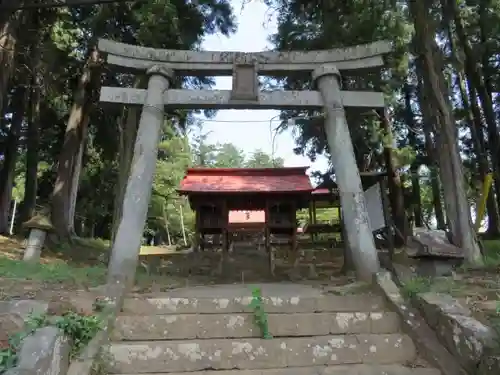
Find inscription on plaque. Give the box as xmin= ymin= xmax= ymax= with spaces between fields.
xmin=230 ymin=63 xmax=258 ymax=101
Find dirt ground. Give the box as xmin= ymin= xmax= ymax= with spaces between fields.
xmin=1 ymin=234 xmax=498 ymax=334
xmin=0 ymin=236 xmax=357 ymax=302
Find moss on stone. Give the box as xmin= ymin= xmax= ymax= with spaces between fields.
xmin=22 ymin=215 xmax=54 ymax=232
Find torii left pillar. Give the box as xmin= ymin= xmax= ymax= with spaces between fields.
xmin=107 ymin=66 xmax=173 ymax=289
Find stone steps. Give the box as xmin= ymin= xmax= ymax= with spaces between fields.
xmin=110 ymin=286 xmax=440 ymax=375
xmin=121 ymin=294 xmax=385 ymax=315
xmin=113 ymin=311 xmax=400 ymax=340
xmin=112 ymin=365 xmax=440 ymax=375
xmin=108 ymin=334 xmax=416 ymax=373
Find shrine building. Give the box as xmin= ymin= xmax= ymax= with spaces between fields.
xmin=178 ymin=167 xmax=314 ymax=254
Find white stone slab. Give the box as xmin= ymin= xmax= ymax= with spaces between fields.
xmin=364 ymin=183 xmax=386 ymax=231
xmin=98 ymin=39 xmax=392 ymax=65
xmin=99 ymin=87 xmax=385 ymax=109
xmin=106 ymin=53 xmax=386 ymax=76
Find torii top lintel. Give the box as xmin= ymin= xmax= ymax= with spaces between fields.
xmin=97 ymin=39 xmax=392 ymax=77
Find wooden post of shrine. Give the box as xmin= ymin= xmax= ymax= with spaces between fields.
xmin=221 ymin=199 xmax=229 ymax=277
xmin=308 ymin=201 xmax=314 ymax=243
xmin=291 ymin=200 xmax=298 ymax=267
xmin=264 ymin=198 xmax=273 ymax=276
xmin=193 ymin=206 xmax=201 ymax=252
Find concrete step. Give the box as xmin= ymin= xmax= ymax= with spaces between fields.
xmin=109 ymin=334 xmax=416 ymax=373
xmin=121 ymin=294 xmax=385 ymax=315
xmin=113 ymin=365 xmax=440 ymax=375
xmin=113 ymin=312 xmax=400 ymax=340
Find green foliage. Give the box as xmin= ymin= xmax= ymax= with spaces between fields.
xmin=1 ymin=0 xmax=237 ymax=240
xmin=266 ymin=0 xmax=500 ymax=236
xmin=191 ymin=126 xmax=285 ymax=169
xmin=248 ymin=287 xmax=272 ymax=339
xmin=53 ymin=312 xmax=102 ymax=355
xmin=245 ymin=149 xmax=284 ymax=168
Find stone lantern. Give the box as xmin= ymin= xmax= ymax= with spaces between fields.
xmin=22 ymin=215 xmax=54 ymax=262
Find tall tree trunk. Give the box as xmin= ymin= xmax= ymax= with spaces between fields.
xmin=0 ymin=8 xmax=21 ymax=116
xmin=19 ymin=56 xmax=42 ymax=224
xmin=51 ymin=46 xmax=100 ymax=239
xmin=378 ymin=108 xmax=409 ymax=244
xmin=444 ymin=0 xmax=500 ymax=215
xmin=444 ymin=10 xmax=498 ymax=233
xmin=409 ymin=0 xmax=482 ymax=264
xmin=477 ymin=0 xmax=500 ymax=224
xmin=66 ymin=116 xmax=89 ymax=234
xmin=403 ymin=83 xmax=423 ymax=227
xmin=19 ymin=10 xmax=44 ymax=225
xmin=417 ymin=80 xmax=446 ymax=229
xmin=415 ymin=61 xmax=446 ymax=230
xmin=443 ymin=8 xmax=500 ymax=234
xmin=111 ymin=77 xmax=144 ymax=243
xmin=0 ymin=9 xmax=36 ymax=233
xmin=460 ymin=76 xmax=499 ymax=234
xmin=0 ymin=85 xmax=28 ymax=233
xmin=478 ymin=0 xmax=495 ymax=100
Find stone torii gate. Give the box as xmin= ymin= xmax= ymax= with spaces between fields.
xmin=98 ymin=39 xmax=392 ymax=285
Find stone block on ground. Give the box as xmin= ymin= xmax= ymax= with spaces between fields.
xmin=414 ymin=292 xmax=470 ymax=329
xmin=437 ymin=311 xmax=496 ymax=373
xmin=0 ymin=300 xmax=48 ymax=344
xmin=414 ymin=291 xmax=498 ymax=374
xmin=15 ymin=326 xmax=71 ymax=375
xmin=414 ymin=259 xmax=460 ymax=277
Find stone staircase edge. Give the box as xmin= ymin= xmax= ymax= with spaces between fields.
xmin=374 ymin=271 xmax=469 ymax=375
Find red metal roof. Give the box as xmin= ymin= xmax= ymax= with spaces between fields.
xmin=178 ymin=167 xmax=313 ymax=194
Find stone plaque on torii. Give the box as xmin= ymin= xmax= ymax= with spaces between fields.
xmin=98 ymin=38 xmax=392 ymax=286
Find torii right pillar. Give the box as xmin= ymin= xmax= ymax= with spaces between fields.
xmin=313 ymin=65 xmax=380 ymax=281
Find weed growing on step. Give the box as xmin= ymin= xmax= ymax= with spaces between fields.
xmin=249 ymin=287 xmax=272 ymax=339
xmin=0 ymin=311 xmax=102 ymax=374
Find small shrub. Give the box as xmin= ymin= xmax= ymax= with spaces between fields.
xmin=55 ymin=312 xmax=102 ymax=355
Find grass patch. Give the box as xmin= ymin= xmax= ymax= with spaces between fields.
xmin=455 ymin=239 xmax=500 ymax=272
xmin=71 ymin=237 xmax=110 ymax=251
xmin=401 ymin=276 xmax=432 ymax=299
xmin=482 ymin=239 xmax=500 ymax=255
xmin=0 ymin=256 xmax=106 ymax=286
xmin=401 ymin=275 xmax=468 ymax=299
xmin=481 ymin=239 xmax=500 ymax=267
